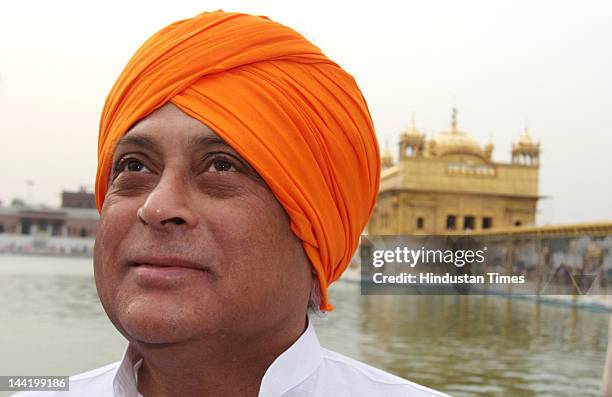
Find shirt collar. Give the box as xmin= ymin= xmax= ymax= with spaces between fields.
xmin=258 ymin=316 xmax=323 ymax=396
xmin=113 ymin=343 xmax=143 ymax=397
xmin=112 ymin=316 xmax=323 ymax=397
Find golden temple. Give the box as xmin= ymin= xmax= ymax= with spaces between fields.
xmin=369 ymin=108 xmax=542 ymax=235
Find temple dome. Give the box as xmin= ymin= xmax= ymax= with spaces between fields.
xmin=429 ymin=108 xmax=486 ymax=159
xmin=431 ymin=129 xmax=484 ymax=158
xmin=402 ymin=124 xmax=423 ymax=137
xmin=516 ymin=129 xmax=538 ymax=148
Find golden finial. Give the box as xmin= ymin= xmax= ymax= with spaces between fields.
xmin=451 ymin=107 xmax=458 ymax=133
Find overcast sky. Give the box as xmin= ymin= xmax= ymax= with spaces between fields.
xmin=0 ymin=0 xmax=610 ymax=225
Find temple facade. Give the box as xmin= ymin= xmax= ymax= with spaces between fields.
xmin=368 ymin=109 xmax=541 ymax=235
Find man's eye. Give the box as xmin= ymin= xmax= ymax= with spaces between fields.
xmin=118 ymin=158 xmax=149 ymax=173
xmin=207 ymin=158 xmax=237 ymax=172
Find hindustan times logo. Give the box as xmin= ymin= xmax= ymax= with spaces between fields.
xmin=372 ymin=246 xmax=487 ymax=268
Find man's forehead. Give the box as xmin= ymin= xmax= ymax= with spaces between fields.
xmin=113 ymin=105 xmax=234 ymax=157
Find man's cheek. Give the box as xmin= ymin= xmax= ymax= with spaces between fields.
xmin=95 ymin=209 xmax=133 ymax=291
xmin=99 ymin=202 xmax=137 ymax=243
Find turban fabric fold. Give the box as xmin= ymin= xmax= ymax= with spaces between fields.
xmin=95 ymin=11 xmax=380 ymax=311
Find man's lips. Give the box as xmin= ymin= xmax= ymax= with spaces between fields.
xmin=127 ymin=256 xmax=210 ymax=287
xmin=128 ymin=256 xmax=209 ymax=271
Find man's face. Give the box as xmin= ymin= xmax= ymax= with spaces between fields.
xmin=94 ymin=102 xmax=313 ymax=344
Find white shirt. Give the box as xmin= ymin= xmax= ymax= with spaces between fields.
xmin=12 ymin=320 xmax=449 ymax=397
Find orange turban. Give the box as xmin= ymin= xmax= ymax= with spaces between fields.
xmin=95 ymin=11 xmax=380 ymax=311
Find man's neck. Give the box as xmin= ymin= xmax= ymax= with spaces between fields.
xmin=134 ymin=315 xmax=308 ymax=397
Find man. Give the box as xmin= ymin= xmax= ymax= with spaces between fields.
xmin=15 ymin=10 xmax=448 ymax=397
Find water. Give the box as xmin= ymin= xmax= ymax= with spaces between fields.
xmin=0 ymin=255 xmax=608 ymax=396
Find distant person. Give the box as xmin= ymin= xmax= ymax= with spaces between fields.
xmin=15 ymin=10 xmax=447 ymax=397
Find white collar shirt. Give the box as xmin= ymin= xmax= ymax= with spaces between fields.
xmin=12 ymin=319 xmax=449 ymax=397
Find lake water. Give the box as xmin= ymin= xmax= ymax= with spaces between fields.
xmin=0 ymin=254 xmax=608 ymax=396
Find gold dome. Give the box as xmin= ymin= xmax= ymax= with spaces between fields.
xmin=401 ymin=115 xmax=424 ymax=138
xmin=516 ymin=128 xmax=538 ymax=148
xmin=403 ymin=125 xmax=423 ymax=137
xmin=429 ymin=107 xmax=485 ymax=159
xmin=431 ymin=130 xmax=484 ymax=158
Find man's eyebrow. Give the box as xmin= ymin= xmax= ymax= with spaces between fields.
xmin=114 ymin=134 xmax=159 ymax=152
xmin=187 ymin=134 xmax=232 ymax=149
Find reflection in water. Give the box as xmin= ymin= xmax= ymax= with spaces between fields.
xmin=0 ymin=255 xmax=608 ymax=397
xmin=315 ymin=282 xmax=608 ymax=397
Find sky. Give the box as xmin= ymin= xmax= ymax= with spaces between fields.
xmin=0 ymin=0 xmax=610 ymax=225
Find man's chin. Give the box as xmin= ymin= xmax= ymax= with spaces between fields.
xmin=115 ymin=297 xmax=214 ymax=345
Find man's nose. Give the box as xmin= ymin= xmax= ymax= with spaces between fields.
xmin=137 ymin=173 xmax=199 ymax=229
